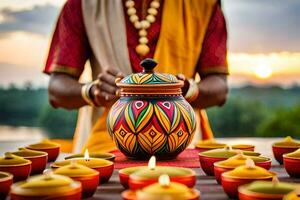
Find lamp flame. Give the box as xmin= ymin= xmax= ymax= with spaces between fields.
xmin=148 ymin=156 xmax=156 ymax=170
xmin=245 ymin=158 xmax=255 ymax=168
xmin=159 ymin=174 xmax=170 ymax=187
xmin=84 ymin=149 xmax=90 ymax=161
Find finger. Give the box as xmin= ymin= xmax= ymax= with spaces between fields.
xmin=107 ymin=68 xmax=124 ymax=77
xmin=99 ymin=82 xmax=118 ymax=95
xmin=98 ymin=72 xmax=117 ymax=86
xmin=100 ymin=91 xmax=115 ymax=101
xmin=177 ymin=74 xmax=186 ymax=81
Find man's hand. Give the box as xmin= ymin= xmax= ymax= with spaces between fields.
xmin=90 ymin=68 xmax=124 ymax=107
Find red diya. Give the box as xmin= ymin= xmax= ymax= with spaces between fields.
xmin=52 ymin=149 xmax=114 ymax=183
xmin=122 ymin=174 xmax=200 ymax=200
xmin=198 ymin=146 xmax=261 ymax=176
xmin=283 ymin=148 xmax=300 ymax=178
xmin=0 ymin=171 xmax=13 ymax=200
xmin=238 ymin=177 xmax=298 ymax=200
xmin=214 ymin=152 xmax=272 ymax=184
xmin=221 ymin=158 xmax=276 ymax=199
xmin=10 ymin=171 xmax=82 ymax=200
xmin=54 ymin=162 xmax=99 ymax=198
xmin=26 ymin=139 xmax=60 ymax=162
xmin=119 ymin=166 xmax=144 ymax=189
xmin=65 ymin=152 xmax=115 ymax=161
xmin=128 ymin=156 xmax=196 ymax=190
xmin=0 ymin=153 xmax=31 ymax=182
xmin=272 ymin=136 xmax=300 ymax=164
xmin=11 ymin=148 xmax=48 ymax=175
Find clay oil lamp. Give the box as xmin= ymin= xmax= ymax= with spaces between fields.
xmin=198 ymin=146 xmax=261 ymax=176
xmin=283 ymin=148 xmax=300 ymax=178
xmin=65 ymin=152 xmax=115 ymax=161
xmin=26 ymin=139 xmax=60 ymax=162
xmin=272 ymin=136 xmax=300 ymax=164
xmin=11 ymin=148 xmax=48 ymax=175
xmin=284 ymin=188 xmax=300 ymax=200
xmin=195 ymin=139 xmax=227 ymax=153
xmin=122 ymin=174 xmax=200 ymax=200
xmin=119 ymin=166 xmax=144 ymax=189
xmin=0 ymin=171 xmax=13 ymax=200
xmin=10 ymin=170 xmax=82 ymax=200
xmin=52 ymin=149 xmax=114 ymax=183
xmin=128 ymin=156 xmax=196 ymax=190
xmin=221 ymin=158 xmax=276 ymax=199
xmin=238 ymin=177 xmax=298 ymax=200
xmin=214 ymin=152 xmax=272 ymax=184
xmin=54 ymin=162 xmax=99 ymax=198
xmin=0 ymin=152 xmax=31 ymax=182
xmin=232 ymin=144 xmax=255 ymax=152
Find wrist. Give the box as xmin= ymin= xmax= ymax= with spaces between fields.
xmin=184 ymin=79 xmax=200 ymax=103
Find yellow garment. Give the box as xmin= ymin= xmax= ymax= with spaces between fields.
xmin=84 ymin=0 xmax=217 ymax=152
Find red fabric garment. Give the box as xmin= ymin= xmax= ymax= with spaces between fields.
xmin=44 ymin=0 xmax=228 ymax=77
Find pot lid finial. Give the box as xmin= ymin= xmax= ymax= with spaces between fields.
xmin=141 ymin=58 xmax=157 ymax=73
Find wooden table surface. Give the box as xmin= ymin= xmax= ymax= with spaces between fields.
xmin=1 ymin=138 xmax=299 ymax=200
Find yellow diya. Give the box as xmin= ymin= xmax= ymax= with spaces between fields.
xmin=221 ymin=158 xmax=276 ymax=198
xmin=239 ymin=177 xmax=298 ymax=200
xmin=26 ymin=139 xmax=61 ymax=162
xmin=10 ymin=171 xmax=82 ymax=200
xmin=54 ymin=162 xmax=99 ymax=198
xmin=198 ymin=146 xmax=261 ymax=176
xmin=214 ymin=152 xmax=272 ymax=184
xmin=122 ymin=174 xmax=200 ymax=200
xmin=52 ymin=149 xmax=114 ymax=183
xmin=195 ymin=139 xmax=226 ymax=152
xmin=128 ymin=156 xmax=196 ymax=190
xmin=0 ymin=152 xmax=32 ymax=182
xmin=272 ymin=136 xmax=300 ymax=164
xmin=283 ymin=148 xmax=300 ymax=177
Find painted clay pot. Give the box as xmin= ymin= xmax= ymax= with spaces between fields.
xmin=238 ymin=179 xmax=297 ymax=200
xmin=107 ymin=59 xmax=196 ymax=160
xmin=10 ymin=173 xmax=81 ymax=200
xmin=283 ymin=148 xmax=300 ymax=178
xmin=0 ymin=172 xmax=13 ymax=200
xmin=0 ymin=153 xmax=31 ymax=182
xmin=26 ymin=139 xmax=60 ymax=162
xmin=272 ymin=136 xmax=300 ymax=164
xmin=11 ymin=148 xmax=48 ymax=175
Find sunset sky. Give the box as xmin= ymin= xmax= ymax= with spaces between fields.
xmin=0 ymin=0 xmax=299 ymax=87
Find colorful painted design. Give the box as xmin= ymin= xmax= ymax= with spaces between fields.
xmin=107 ymin=96 xmax=196 ymax=159
xmin=120 ymin=72 xmax=178 ymax=85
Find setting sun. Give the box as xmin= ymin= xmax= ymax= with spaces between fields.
xmin=254 ymin=64 xmax=273 ymax=79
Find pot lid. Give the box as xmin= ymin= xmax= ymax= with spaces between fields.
xmin=0 ymin=152 xmax=31 ymax=166
xmin=214 ymin=153 xmax=270 ymax=168
xmin=199 ymin=146 xmax=260 ymax=158
xmin=273 ymin=136 xmax=300 ymax=148
xmin=223 ymin=158 xmax=275 ymax=179
xmin=54 ymin=162 xmax=99 ymax=177
xmin=27 ymin=139 xmax=60 ymax=149
xmin=242 ymin=178 xmax=296 ymax=195
xmin=10 ymin=171 xmax=81 ymax=196
xmin=116 ymin=59 xmax=183 ymax=95
xmin=11 ymin=148 xmax=47 ymax=158
xmin=284 ymin=148 xmax=300 ymax=159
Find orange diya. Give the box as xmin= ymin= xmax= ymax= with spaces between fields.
xmin=238 ymin=177 xmax=298 ymax=200
xmin=122 ymin=174 xmax=200 ymax=200
xmin=198 ymin=146 xmax=261 ymax=176
xmin=119 ymin=166 xmax=144 ymax=189
xmin=128 ymin=156 xmax=196 ymax=190
xmin=272 ymin=136 xmax=300 ymax=164
xmin=26 ymin=139 xmax=60 ymax=162
xmin=10 ymin=171 xmax=82 ymax=200
xmin=0 ymin=153 xmax=31 ymax=182
xmin=214 ymin=152 xmax=272 ymax=184
xmin=11 ymin=148 xmax=48 ymax=175
xmin=52 ymin=149 xmax=114 ymax=183
xmin=54 ymin=162 xmax=99 ymax=198
xmin=283 ymin=148 xmax=300 ymax=178
xmin=221 ymin=158 xmax=276 ymax=199
xmin=0 ymin=171 xmax=13 ymax=200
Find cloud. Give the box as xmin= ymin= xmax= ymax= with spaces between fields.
xmin=223 ymin=0 xmax=300 ymax=53
xmin=0 ymin=4 xmax=60 ymax=36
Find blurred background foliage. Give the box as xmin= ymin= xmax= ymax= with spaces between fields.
xmin=0 ymin=84 xmax=299 ymax=139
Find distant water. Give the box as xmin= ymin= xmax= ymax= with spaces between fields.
xmin=0 ymin=125 xmax=46 ymax=141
